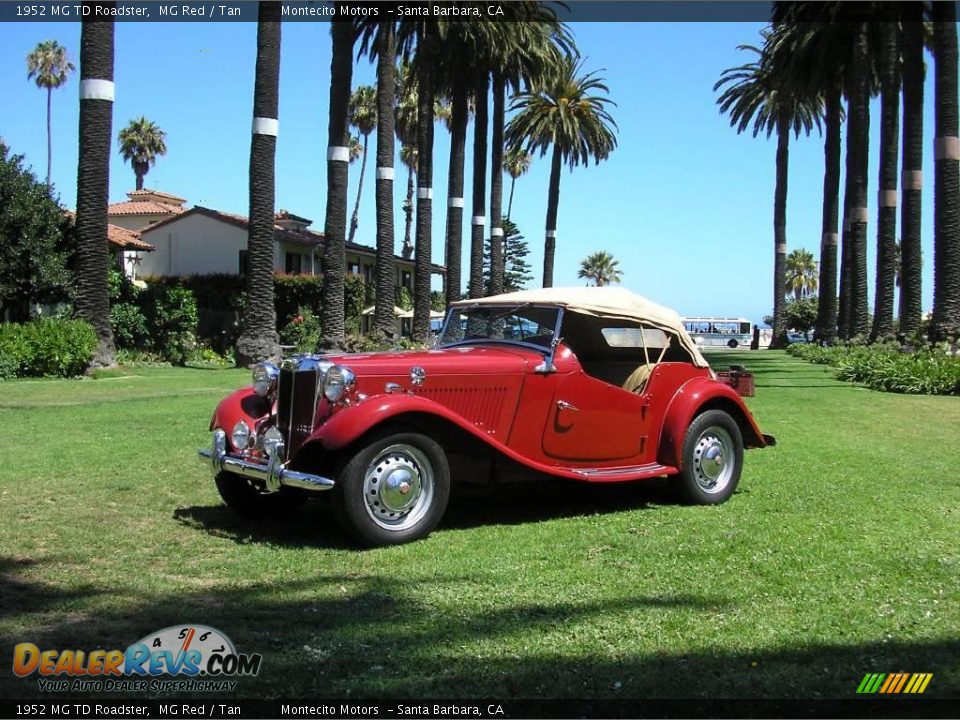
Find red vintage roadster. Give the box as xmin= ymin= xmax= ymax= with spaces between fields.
xmin=199 ymin=287 xmax=775 ymax=546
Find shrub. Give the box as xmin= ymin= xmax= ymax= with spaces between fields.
xmin=788 ymin=342 xmax=960 ymax=395
xmin=142 ymin=284 xmax=198 ymax=365
xmin=278 ymin=307 xmax=321 ymax=353
xmin=274 ymin=274 xmax=324 ymax=324
xmin=0 ymin=318 xmax=96 ymax=378
xmin=110 ymin=302 xmax=150 ymax=349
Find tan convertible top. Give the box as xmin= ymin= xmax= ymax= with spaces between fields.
xmin=450 ymin=286 xmax=709 ymax=367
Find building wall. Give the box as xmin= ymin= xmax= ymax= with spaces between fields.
xmin=139 ymin=214 xmax=247 ymax=276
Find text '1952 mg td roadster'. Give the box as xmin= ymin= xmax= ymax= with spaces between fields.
xmin=199 ymin=287 xmax=775 ymax=546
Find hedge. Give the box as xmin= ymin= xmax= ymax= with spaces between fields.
xmin=0 ymin=318 xmax=97 ymax=378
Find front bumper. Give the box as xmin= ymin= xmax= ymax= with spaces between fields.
xmin=198 ymin=429 xmax=335 ymax=493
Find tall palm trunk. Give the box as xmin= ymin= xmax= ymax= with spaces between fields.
xmin=402 ymin=159 xmax=414 ymax=259
xmin=847 ymin=23 xmax=871 ymax=339
xmin=348 ymin=132 xmax=369 ymax=245
xmin=412 ymin=26 xmax=436 ymax=341
xmin=469 ymin=71 xmax=488 ymax=300
xmin=444 ymin=79 xmax=468 ymax=307
xmin=769 ymin=116 xmax=789 ymax=349
xmin=46 ymin=87 xmax=52 ymax=188
xmin=899 ymin=9 xmax=924 ymax=339
xmin=871 ymin=20 xmax=901 ymax=343
xmin=507 ymin=175 xmax=517 ymax=219
xmin=931 ymin=1 xmax=960 ymax=342
xmin=543 ymin=144 xmax=562 ymax=289
xmin=320 ymin=13 xmax=353 ymax=345
xmin=816 ymin=87 xmax=841 ymax=344
xmin=373 ymin=22 xmax=397 ymax=338
xmin=236 ymin=2 xmax=281 ymax=366
xmin=488 ymin=73 xmax=505 ymax=296
xmin=74 ymin=9 xmax=116 ymax=368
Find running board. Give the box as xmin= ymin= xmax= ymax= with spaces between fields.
xmin=566 ymin=462 xmax=677 ymax=482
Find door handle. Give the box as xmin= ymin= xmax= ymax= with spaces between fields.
xmin=556 ymin=400 xmax=579 ymax=412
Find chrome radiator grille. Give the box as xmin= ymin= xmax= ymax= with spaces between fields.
xmin=276 ymin=357 xmax=326 ymax=456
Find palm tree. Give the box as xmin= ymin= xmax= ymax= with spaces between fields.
xmin=714 ymin=29 xmax=821 ymax=348
xmin=236 ymin=0 xmax=281 ymax=366
xmin=399 ymin=142 xmax=417 ymax=259
xmin=74 ymin=13 xmax=116 ymax=368
xmin=347 ymin=84 xmax=376 ymax=245
xmin=577 ymin=251 xmax=622 ymax=286
xmin=395 ymin=62 xmax=419 ymax=262
xmin=358 ymin=21 xmax=399 ymax=338
xmin=319 ymin=12 xmax=354 ymax=346
xmin=930 ymin=1 xmax=960 ymax=342
xmin=870 ymin=17 xmax=901 ymax=343
xmin=118 ymin=116 xmax=167 ymax=191
xmin=899 ymin=6 xmax=925 ymax=339
xmin=469 ymin=67 xmax=488 ymax=300
xmin=842 ymin=22 xmax=872 ymax=339
xmin=507 ymin=56 xmax=618 ymax=289
xmin=785 ymin=248 xmax=819 ymax=300
xmin=503 ymin=146 xmax=532 ymax=219
xmin=770 ymin=6 xmax=850 ymax=344
xmin=488 ymin=71 xmax=506 ymax=296
xmin=26 ymin=40 xmax=74 ymax=188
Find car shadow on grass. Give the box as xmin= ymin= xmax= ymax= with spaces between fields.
xmin=172 ymin=478 xmax=677 ymax=549
xmin=0 ymin=556 xmax=957 ymax=702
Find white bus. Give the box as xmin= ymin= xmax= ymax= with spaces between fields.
xmin=682 ymin=317 xmax=753 ymax=349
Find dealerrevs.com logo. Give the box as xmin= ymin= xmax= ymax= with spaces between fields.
xmin=12 ymin=624 xmax=262 ymax=693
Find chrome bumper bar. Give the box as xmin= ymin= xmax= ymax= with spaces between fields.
xmin=198 ymin=429 xmax=335 ymax=493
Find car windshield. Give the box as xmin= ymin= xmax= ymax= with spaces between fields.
xmin=437 ymin=304 xmax=561 ymax=352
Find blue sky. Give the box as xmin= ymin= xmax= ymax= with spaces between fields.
xmin=0 ymin=17 xmax=946 ymax=325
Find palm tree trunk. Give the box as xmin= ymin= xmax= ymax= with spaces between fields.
xmin=871 ymin=19 xmax=900 ymax=343
xmin=412 ymin=25 xmax=436 ymax=342
xmin=402 ymin=162 xmax=414 ymax=259
xmin=543 ymin=144 xmax=562 ymax=289
xmin=444 ymin=79 xmax=468 ymax=307
xmin=236 ymin=0 xmax=281 ymax=366
xmin=320 ymin=12 xmax=353 ymax=346
xmin=931 ymin=1 xmax=960 ymax=343
xmin=74 ymin=10 xmax=116 ymax=368
xmin=348 ymin=132 xmax=368 ymax=245
xmin=373 ymin=22 xmax=397 ymax=338
xmin=46 ymin=87 xmax=52 ymax=188
xmin=135 ymin=166 xmax=145 ymax=191
xmin=816 ymin=86 xmax=841 ymax=344
xmin=899 ymin=9 xmax=924 ymax=339
xmin=488 ymin=73 xmax=505 ymax=297
xmin=507 ymin=176 xmax=516 ymax=220
xmin=469 ymin=70 xmax=488 ymax=300
xmin=848 ymin=23 xmax=871 ymax=339
xmin=769 ymin=116 xmax=789 ymax=350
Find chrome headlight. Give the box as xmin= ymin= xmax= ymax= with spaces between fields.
xmin=252 ymin=362 xmax=280 ymax=398
xmin=231 ymin=420 xmax=252 ymax=450
xmin=323 ymin=365 xmax=356 ymax=402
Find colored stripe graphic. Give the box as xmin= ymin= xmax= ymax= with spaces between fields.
xmin=857 ymin=672 xmax=932 ymax=694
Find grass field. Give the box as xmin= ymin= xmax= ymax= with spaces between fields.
xmin=0 ymin=351 xmax=957 ymax=699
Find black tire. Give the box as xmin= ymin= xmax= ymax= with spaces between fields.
xmin=332 ymin=430 xmax=450 ymax=547
xmin=727 ymin=339 xmax=739 ymax=349
xmin=214 ymin=471 xmax=308 ymax=518
xmin=674 ymin=410 xmax=744 ymax=504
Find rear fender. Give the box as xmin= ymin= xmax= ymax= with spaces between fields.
xmin=657 ymin=377 xmax=770 ymax=469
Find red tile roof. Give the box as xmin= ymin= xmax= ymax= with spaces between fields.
xmin=63 ymin=212 xmax=155 ymax=251
xmin=108 ymin=200 xmax=185 ymax=216
xmin=127 ymin=188 xmax=187 ymax=203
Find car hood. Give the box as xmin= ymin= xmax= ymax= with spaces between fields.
xmin=320 ymin=344 xmax=540 ymax=377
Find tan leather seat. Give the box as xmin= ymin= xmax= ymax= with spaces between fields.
xmin=622 ymin=363 xmax=654 ymax=394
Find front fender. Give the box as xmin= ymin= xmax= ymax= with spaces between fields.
xmin=657 ymin=377 xmax=771 ymax=469
xmin=209 ymin=387 xmax=271 ymax=436
xmin=303 ymin=393 xmax=497 ymax=452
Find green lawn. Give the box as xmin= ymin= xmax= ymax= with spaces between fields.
xmin=0 ymin=352 xmax=957 ymax=699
